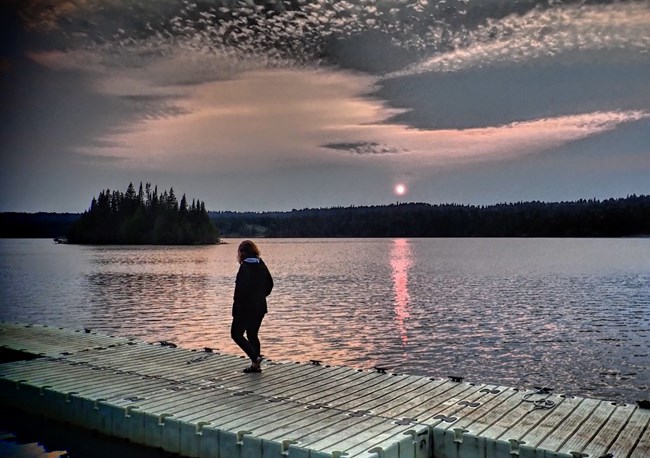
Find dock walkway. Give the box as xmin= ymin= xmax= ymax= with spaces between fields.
xmin=0 ymin=322 xmax=648 ymax=458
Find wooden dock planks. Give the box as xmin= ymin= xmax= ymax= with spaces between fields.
xmin=1 ymin=322 xmax=648 ymax=458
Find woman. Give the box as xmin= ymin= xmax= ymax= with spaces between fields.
xmin=231 ymin=240 xmax=274 ymax=373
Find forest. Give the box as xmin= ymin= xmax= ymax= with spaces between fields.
xmin=1 ymin=195 xmax=648 ymax=239
xmin=212 ymin=195 xmax=650 ymax=238
xmin=66 ymin=183 xmax=220 ymax=244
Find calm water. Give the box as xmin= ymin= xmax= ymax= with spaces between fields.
xmin=1 ymin=238 xmax=649 ymax=407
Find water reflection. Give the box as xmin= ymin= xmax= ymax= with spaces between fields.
xmin=391 ymin=239 xmax=412 ymax=345
xmin=83 ymin=271 xmax=216 ymax=347
xmin=60 ymin=245 xmax=235 ymax=349
xmin=1 ymin=238 xmax=649 ymax=403
xmin=0 ymin=406 xmax=179 ymax=458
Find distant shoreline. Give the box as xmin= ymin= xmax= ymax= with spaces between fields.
xmin=2 ymin=194 xmax=649 ymax=239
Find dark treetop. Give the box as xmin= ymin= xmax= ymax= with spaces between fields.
xmin=1 ymin=195 xmax=648 ymax=239
xmin=211 ymin=195 xmax=650 ymax=238
xmin=66 ymin=183 xmax=219 ymax=245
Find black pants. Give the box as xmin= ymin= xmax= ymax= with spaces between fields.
xmin=230 ymin=314 xmax=264 ymax=362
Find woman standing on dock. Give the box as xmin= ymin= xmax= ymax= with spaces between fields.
xmin=231 ymin=240 xmax=274 ymax=373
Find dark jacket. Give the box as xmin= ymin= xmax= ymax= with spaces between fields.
xmin=233 ymin=257 xmax=273 ymax=318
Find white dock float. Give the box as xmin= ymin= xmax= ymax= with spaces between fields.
xmin=0 ymin=322 xmax=648 ymax=458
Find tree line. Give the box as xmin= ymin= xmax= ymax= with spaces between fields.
xmin=211 ymin=195 xmax=650 ymax=238
xmin=67 ymin=183 xmax=219 ymax=244
xmin=1 ymin=194 xmax=648 ymax=239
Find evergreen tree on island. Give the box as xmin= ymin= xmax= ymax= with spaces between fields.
xmin=67 ymin=183 xmax=219 ymax=244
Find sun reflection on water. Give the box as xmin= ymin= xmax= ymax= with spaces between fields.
xmin=1 ymin=238 xmax=649 ymax=403
xmin=390 ymin=239 xmax=413 ymax=345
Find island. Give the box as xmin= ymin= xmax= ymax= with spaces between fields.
xmin=67 ymin=183 xmax=219 ymax=245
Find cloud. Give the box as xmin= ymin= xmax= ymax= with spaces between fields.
xmin=16 ymin=0 xmax=597 ymax=75
xmin=430 ymin=110 xmax=650 ymax=162
xmin=10 ymin=0 xmax=85 ymax=31
xmin=69 ymin=151 xmax=126 ymax=164
xmin=4 ymin=0 xmax=649 ymax=213
xmin=316 ymin=110 xmax=650 ymax=173
xmin=321 ymin=141 xmax=405 ymax=155
xmin=78 ymin=58 xmax=648 ymax=172
xmin=78 ymin=68 xmax=399 ymax=170
xmin=385 ymin=2 xmax=650 ymax=78
xmin=376 ymin=54 xmax=650 ymax=130
xmin=16 ymin=1 xmax=650 ymax=79
xmin=26 ymin=46 xmax=261 ymax=93
xmin=20 ymin=1 xmax=649 ymax=159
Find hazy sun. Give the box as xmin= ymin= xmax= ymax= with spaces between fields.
xmin=394 ymin=184 xmax=407 ymax=196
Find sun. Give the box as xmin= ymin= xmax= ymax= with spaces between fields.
xmin=394 ymin=183 xmax=407 ymax=196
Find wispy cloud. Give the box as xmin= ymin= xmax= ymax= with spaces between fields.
xmin=79 ymin=60 xmax=648 ymax=172
xmin=23 ymin=1 xmax=650 ymax=143
xmin=78 ymin=69 xmax=397 ymax=170
xmin=68 ymin=151 xmax=126 ymax=164
xmin=6 ymin=0 xmax=650 ymax=212
xmin=385 ymin=3 xmax=650 ymax=78
xmin=413 ymin=110 xmax=650 ymax=162
xmin=322 ymin=110 xmax=650 ymax=167
xmin=322 ymin=141 xmax=405 ymax=155
xmin=18 ymin=1 xmax=650 ymax=174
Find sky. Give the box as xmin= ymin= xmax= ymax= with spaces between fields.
xmin=1 ymin=0 xmax=649 ymax=213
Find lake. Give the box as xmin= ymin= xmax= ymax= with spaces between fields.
xmin=2 ymin=237 xmax=648 ymax=406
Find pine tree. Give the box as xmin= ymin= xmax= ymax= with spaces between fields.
xmin=67 ymin=183 xmax=219 ymax=245
xmin=138 ymin=182 xmax=145 ymax=206
xmin=125 ymin=182 xmax=136 ymax=201
xmin=168 ymin=187 xmax=178 ymax=211
xmin=145 ymin=183 xmax=152 ymax=207
xmin=180 ymin=194 xmax=188 ymax=214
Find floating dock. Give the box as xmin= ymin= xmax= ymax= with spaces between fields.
xmin=0 ymin=322 xmax=648 ymax=458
